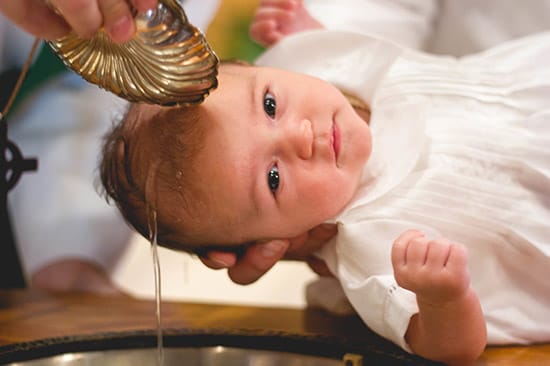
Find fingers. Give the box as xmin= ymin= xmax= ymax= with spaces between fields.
xmin=53 ymin=0 xmax=144 ymax=42
xmin=392 ymin=230 xmax=471 ymax=301
xmin=199 ymin=251 xmax=238 ymax=269
xmin=3 ymin=0 xmax=159 ymax=42
xmin=228 ymin=240 xmax=289 ymax=285
xmin=392 ymin=230 xmax=466 ymax=269
xmin=249 ymin=0 xmax=298 ymax=47
xmin=406 ymin=236 xmax=449 ymax=268
xmin=253 ymin=1 xmax=296 ymax=25
xmin=249 ymin=20 xmax=283 ymax=47
xmin=444 ymin=242 xmax=469 ymax=281
xmin=0 ymin=0 xmax=70 ymax=40
xmin=131 ymin=0 xmax=158 ymax=13
xmin=201 ymin=224 xmax=336 ymax=285
xmin=51 ymin=0 xmax=103 ymax=38
xmin=306 ymin=256 xmax=333 ymax=277
xmin=449 ymin=245 xmax=468 ymax=270
xmin=425 ymin=238 xmax=454 ymax=267
xmin=391 ymin=229 xmax=425 ymax=268
xmin=309 ymin=223 xmax=338 ymax=242
xmin=257 ymin=0 xmax=298 ymax=13
xmin=285 ymin=223 xmax=337 ymax=260
xmin=200 ymin=240 xmax=290 ymax=284
xmin=98 ymin=0 xmax=157 ymax=42
xmin=97 ymin=0 xmax=135 ymax=43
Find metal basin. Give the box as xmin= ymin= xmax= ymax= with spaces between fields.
xmin=5 ymin=347 xmax=349 ymax=365
xmin=0 ymin=330 xmax=434 ymax=366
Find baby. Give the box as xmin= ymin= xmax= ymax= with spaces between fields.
xmin=100 ymin=27 xmax=550 ymax=366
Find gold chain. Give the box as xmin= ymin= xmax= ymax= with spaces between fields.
xmin=1 ymin=37 xmax=41 ymax=118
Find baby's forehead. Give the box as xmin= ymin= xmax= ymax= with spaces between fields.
xmin=219 ymin=61 xmax=256 ymax=76
xmin=130 ymin=103 xmax=164 ymax=123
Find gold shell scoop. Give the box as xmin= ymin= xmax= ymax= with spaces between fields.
xmin=47 ymin=0 xmax=219 ymax=106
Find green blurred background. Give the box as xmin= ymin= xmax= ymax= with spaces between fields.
xmin=206 ymin=0 xmax=265 ymax=62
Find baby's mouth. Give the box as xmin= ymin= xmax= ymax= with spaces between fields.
xmin=332 ymin=122 xmax=341 ymax=163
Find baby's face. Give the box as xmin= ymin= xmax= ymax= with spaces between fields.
xmin=170 ymin=64 xmax=372 ymax=248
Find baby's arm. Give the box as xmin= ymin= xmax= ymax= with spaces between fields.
xmin=250 ymin=0 xmax=323 ymax=47
xmin=391 ymin=230 xmax=486 ymax=366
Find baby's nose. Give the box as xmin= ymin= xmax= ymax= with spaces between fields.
xmin=291 ymin=118 xmax=313 ymax=159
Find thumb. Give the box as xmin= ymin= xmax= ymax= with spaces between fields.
xmin=0 ymin=0 xmax=70 ymax=40
xmin=228 ymin=239 xmax=289 ymax=285
xmin=310 ymin=223 xmax=337 ymax=241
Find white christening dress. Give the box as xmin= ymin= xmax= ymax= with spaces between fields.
xmin=256 ymin=30 xmax=550 ymax=351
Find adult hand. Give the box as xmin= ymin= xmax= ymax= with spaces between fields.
xmin=200 ymin=223 xmax=337 ymax=284
xmin=0 ymin=0 xmax=158 ymax=43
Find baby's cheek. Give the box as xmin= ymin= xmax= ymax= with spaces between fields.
xmin=316 ymin=186 xmax=349 ymax=220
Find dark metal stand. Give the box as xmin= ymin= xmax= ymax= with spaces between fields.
xmin=0 ymin=114 xmax=37 ymax=288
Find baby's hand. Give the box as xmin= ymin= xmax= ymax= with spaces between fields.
xmin=249 ymin=0 xmax=323 ymax=47
xmin=391 ymin=230 xmax=471 ymax=305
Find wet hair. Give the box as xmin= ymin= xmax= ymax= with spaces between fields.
xmin=99 ymin=103 xmax=208 ymax=251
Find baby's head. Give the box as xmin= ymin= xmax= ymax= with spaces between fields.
xmin=100 ymin=62 xmax=372 ymax=254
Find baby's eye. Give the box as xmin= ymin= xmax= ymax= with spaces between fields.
xmin=263 ymin=92 xmax=276 ymax=118
xmin=267 ymin=165 xmax=279 ymax=194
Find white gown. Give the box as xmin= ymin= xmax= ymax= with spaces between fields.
xmin=256 ymin=30 xmax=550 ymax=351
xmin=304 ymin=0 xmax=550 ymax=56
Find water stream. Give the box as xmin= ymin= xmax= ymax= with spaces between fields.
xmin=148 ymin=209 xmax=164 ymax=366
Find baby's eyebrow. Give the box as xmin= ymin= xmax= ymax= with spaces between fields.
xmin=248 ymin=73 xmax=264 ymax=219
xmin=250 ymin=71 xmax=258 ymax=112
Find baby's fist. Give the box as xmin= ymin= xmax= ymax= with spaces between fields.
xmin=391 ymin=230 xmax=471 ymax=304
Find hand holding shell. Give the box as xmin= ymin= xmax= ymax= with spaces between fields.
xmin=47 ymin=0 xmax=219 ymax=106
